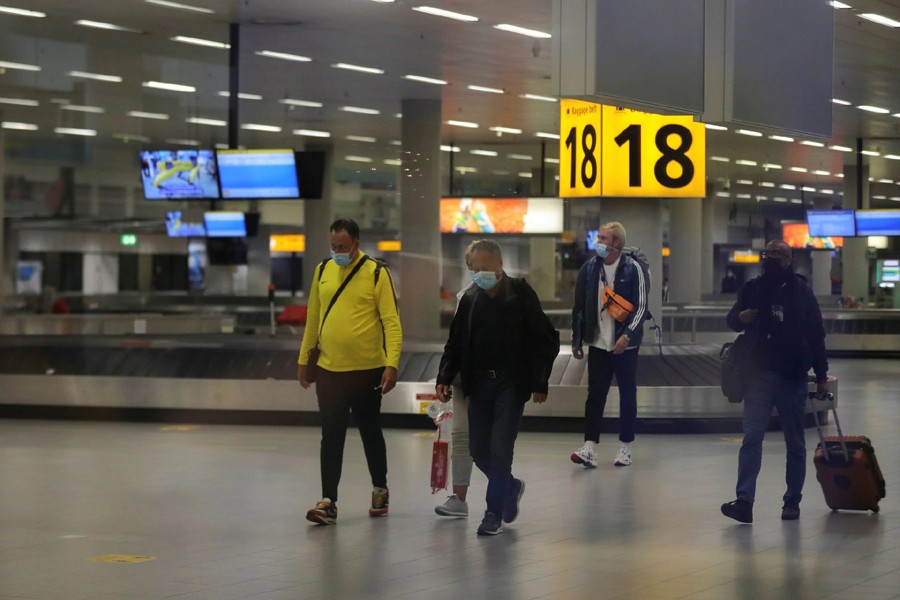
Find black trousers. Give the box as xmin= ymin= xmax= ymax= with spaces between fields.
xmin=584 ymin=346 xmax=638 ymax=444
xmin=316 ymin=367 xmax=387 ymax=502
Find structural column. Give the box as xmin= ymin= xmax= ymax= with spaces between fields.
xmin=668 ymin=197 xmax=703 ymax=304
xmin=842 ymin=164 xmax=869 ymax=301
xmin=400 ymin=99 xmax=442 ymax=339
xmin=0 ymin=120 xmax=5 ymax=314
xmin=302 ymin=146 xmax=334 ymax=294
xmin=700 ymin=189 xmax=715 ymax=296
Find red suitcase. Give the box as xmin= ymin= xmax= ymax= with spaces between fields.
xmin=810 ymin=392 xmax=886 ymax=513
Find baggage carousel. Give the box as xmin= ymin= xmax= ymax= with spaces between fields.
xmin=0 ymin=334 xmax=838 ymax=433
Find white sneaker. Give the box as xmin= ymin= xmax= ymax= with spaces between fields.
xmin=570 ymin=442 xmax=598 ymax=468
xmin=614 ymin=446 xmax=632 ymax=467
xmin=435 ymin=494 xmax=468 ymax=517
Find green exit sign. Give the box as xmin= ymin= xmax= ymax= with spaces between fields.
xmin=120 ymin=233 xmax=138 ymax=246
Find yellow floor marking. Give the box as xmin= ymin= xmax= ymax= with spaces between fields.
xmin=720 ymin=436 xmax=743 ymax=443
xmin=160 ymin=425 xmax=200 ymax=432
xmin=87 ymin=555 xmax=157 ymax=564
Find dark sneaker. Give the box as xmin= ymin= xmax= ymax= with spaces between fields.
xmin=721 ymin=499 xmax=753 ymax=524
xmin=502 ymin=478 xmax=526 ymax=524
xmin=306 ymin=499 xmax=337 ymax=525
xmin=477 ymin=511 xmax=503 ymax=536
xmin=781 ymin=501 xmax=801 ymax=521
xmin=369 ymin=487 xmax=389 ymax=517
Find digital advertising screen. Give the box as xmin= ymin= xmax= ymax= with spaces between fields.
xmin=782 ymin=222 xmax=843 ymax=249
xmin=166 ymin=211 xmax=206 ymax=237
xmin=439 ymin=197 xmax=564 ymax=234
xmin=140 ymin=150 xmax=219 ymax=200
xmin=216 ymin=149 xmax=300 ymax=199
xmin=204 ymin=212 xmax=247 ymax=237
xmin=855 ymin=210 xmax=900 ymax=236
xmin=876 ymin=259 xmax=900 ymax=284
xmin=585 ymin=229 xmax=599 ymax=251
xmin=807 ymin=209 xmax=855 ymax=237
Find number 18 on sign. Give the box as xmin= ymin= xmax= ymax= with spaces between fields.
xmin=559 ymin=100 xmax=705 ymax=198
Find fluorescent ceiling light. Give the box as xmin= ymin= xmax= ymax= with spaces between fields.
xmin=737 ymin=179 xmax=753 ymax=185
xmin=50 ymin=98 xmax=70 ymax=104
xmin=1 ymin=121 xmax=38 ymax=130
xmin=756 ymin=196 xmax=767 ymax=201
xmin=769 ymin=135 xmax=794 ymax=142
xmin=885 ymin=154 xmax=900 ymax=160
xmin=241 ymin=123 xmax=281 ymax=132
xmin=829 ymin=145 xmax=852 ymax=152
xmin=872 ymin=195 xmax=887 ymax=200
xmin=716 ymin=192 xmax=731 ymax=197
xmin=218 ymin=91 xmax=263 ymax=100
xmin=518 ymin=172 xmax=533 ymax=178
xmin=171 ymin=36 xmax=229 ymax=49
xmin=859 ymin=13 xmax=900 ymax=27
xmin=470 ymin=149 xmax=498 ymax=156
xmin=830 ymin=1 xmax=852 ymax=8
xmin=813 ymin=170 xmax=831 ymax=176
xmin=780 ymin=184 xmax=796 ymax=190
xmin=256 ymin=50 xmax=312 ymax=63
xmin=412 ymin=6 xmax=478 ymax=21
xmin=877 ymin=179 xmax=894 ymax=184
xmin=710 ymin=156 xmax=730 ymax=162
xmin=145 ymin=0 xmax=214 ymax=14
xmin=279 ymin=98 xmax=322 ymax=108
xmin=861 ymin=150 xmax=880 ymax=156
xmin=735 ymin=159 xmax=757 ymax=166
xmin=544 ymin=157 xmax=560 ymax=164
xmin=340 ymin=106 xmax=380 ymax=115
xmin=536 ymin=131 xmax=560 ymax=139
xmin=403 ymin=74 xmax=448 ymax=85
xmin=773 ymin=197 xmax=788 ymax=203
xmin=346 ymin=135 xmax=377 ymax=143
xmin=369 ymin=0 xmax=395 ymax=3
xmin=489 ymin=126 xmax=522 ymax=134
xmin=519 ymin=93 xmax=557 ymax=102
xmin=790 ymin=167 xmax=808 ymax=173
xmin=186 ymin=117 xmax=226 ymax=126
xmin=894 ymin=113 xmax=900 ymax=118
xmin=801 ymin=140 xmax=825 ymax=147
xmin=332 ymin=62 xmax=384 ymax=74
xmin=705 ymin=124 xmax=728 ymax=131
xmin=143 ymin=81 xmax=195 ymax=93
xmin=760 ymin=182 xmax=775 ymax=188
xmin=0 ymin=5 xmax=45 ymax=17
xmin=75 ymin=19 xmax=142 ymax=33
xmin=763 ymin=163 xmax=782 ymax=169
xmin=468 ymin=84 xmax=504 ymax=94
xmin=0 ymin=60 xmax=40 ymax=71
xmin=441 ymin=145 xmax=461 ymax=152
xmin=346 ymin=155 xmax=373 ymax=163
xmin=455 ymin=166 xmax=477 ymax=174
xmin=790 ymin=199 xmax=804 ymax=204
xmin=736 ymin=129 xmax=762 ymax=137
xmin=508 ymin=154 xmax=533 ymax=160
xmin=165 ymin=138 xmax=200 ymax=146
xmin=128 ymin=110 xmax=169 ymax=120
xmin=492 ymin=169 xmax=511 ymax=176
xmin=737 ymin=193 xmax=751 ymax=199
xmin=389 ymin=140 xmax=401 ymax=145
xmin=802 ymin=186 xmax=816 ymax=192
xmin=494 ymin=23 xmax=551 ymax=38
xmin=54 ymin=127 xmax=97 ymax=136
xmin=383 ymin=159 xmax=401 ymax=166
xmin=0 ymin=97 xmax=38 ymax=106
xmin=447 ymin=120 xmax=478 ymax=128
xmin=832 ymin=98 xmax=852 ymax=105
xmin=821 ymin=189 xmax=834 ymax=194
xmin=68 ymin=70 xmax=122 ymax=83
xmin=857 ymin=105 xmax=890 ymax=114
xmin=293 ymin=129 xmax=331 ymax=138
xmin=113 ymin=133 xmax=151 ymax=143
xmin=61 ymin=104 xmax=105 ymax=113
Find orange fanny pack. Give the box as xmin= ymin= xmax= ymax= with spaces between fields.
xmin=602 ymin=286 xmax=635 ymax=323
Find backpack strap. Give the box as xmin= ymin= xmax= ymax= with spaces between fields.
xmin=316 ymin=257 xmax=332 ymax=283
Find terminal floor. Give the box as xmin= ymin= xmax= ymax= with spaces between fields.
xmin=0 ymin=358 xmax=897 ymax=600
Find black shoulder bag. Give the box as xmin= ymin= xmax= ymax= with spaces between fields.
xmin=305 ymin=256 xmax=368 ymax=383
xmin=719 ymin=285 xmax=760 ymax=403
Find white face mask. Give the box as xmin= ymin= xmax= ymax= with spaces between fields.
xmin=470 ymin=270 xmax=499 ymax=290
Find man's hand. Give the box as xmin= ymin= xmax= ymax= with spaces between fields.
xmin=380 ymin=367 xmax=398 ymax=394
xmin=816 ymin=378 xmax=830 ymax=397
xmin=739 ymin=309 xmax=758 ymax=324
xmin=532 ymin=392 xmax=548 ymax=404
xmin=435 ymin=384 xmax=452 ymax=403
xmin=297 ymin=364 xmax=311 ymax=389
xmin=612 ymin=335 xmax=629 ymax=355
xmin=572 ymin=345 xmax=584 ymax=360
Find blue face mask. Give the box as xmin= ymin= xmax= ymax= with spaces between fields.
xmin=595 ymin=243 xmax=611 ymax=258
xmin=331 ymin=250 xmax=352 ymax=267
xmin=470 ymin=270 xmax=498 ymax=290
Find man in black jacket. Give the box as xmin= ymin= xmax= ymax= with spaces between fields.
xmin=721 ymin=240 xmax=829 ymax=524
xmin=436 ymin=239 xmax=559 ymax=536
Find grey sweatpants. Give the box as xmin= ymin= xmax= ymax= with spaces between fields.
xmin=451 ymin=387 xmax=474 ymax=487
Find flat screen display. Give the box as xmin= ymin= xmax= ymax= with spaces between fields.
xmin=855 ymin=210 xmax=900 ymax=236
xmin=807 ymin=209 xmax=855 ymax=237
xmin=140 ymin=150 xmax=219 ymax=200
xmin=204 ymin=212 xmax=247 ymax=237
xmin=217 ymin=149 xmax=300 ymax=199
xmin=585 ymin=230 xmax=599 ymax=250
xmin=166 ymin=211 xmax=206 ymax=237
xmin=439 ymin=197 xmax=565 ymax=234
xmin=782 ymin=222 xmax=843 ymax=249
xmin=877 ymin=259 xmax=900 ymax=283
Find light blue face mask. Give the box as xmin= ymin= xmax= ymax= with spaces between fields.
xmin=470 ymin=270 xmax=498 ymax=290
xmin=331 ymin=250 xmax=352 ymax=267
xmin=595 ymin=243 xmax=611 ymax=258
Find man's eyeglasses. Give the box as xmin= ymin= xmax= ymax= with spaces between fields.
xmin=760 ymin=250 xmax=789 ymax=259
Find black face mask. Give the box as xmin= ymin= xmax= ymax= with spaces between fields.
xmin=762 ymin=258 xmax=790 ymax=280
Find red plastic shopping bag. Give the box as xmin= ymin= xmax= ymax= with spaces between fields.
xmin=430 ymin=426 xmax=449 ymax=494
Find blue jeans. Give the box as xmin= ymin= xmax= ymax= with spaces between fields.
xmin=584 ymin=346 xmax=638 ymax=444
xmin=468 ymin=373 xmax=524 ymax=516
xmin=736 ymin=371 xmax=808 ymax=505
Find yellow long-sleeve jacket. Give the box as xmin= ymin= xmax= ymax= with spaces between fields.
xmin=298 ymin=252 xmax=402 ymax=372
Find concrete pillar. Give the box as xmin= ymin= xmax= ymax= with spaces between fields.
xmin=124 ymin=185 xmax=135 ymax=218
xmin=668 ymin=197 xmax=703 ymax=304
xmin=138 ymin=254 xmax=153 ymax=293
xmin=246 ymin=224 xmax=270 ymax=297
xmin=528 ymin=237 xmax=556 ymax=301
xmin=810 ymin=251 xmax=832 ymax=297
xmin=0 ymin=118 xmax=5 ymax=314
xmin=400 ymin=99 xmax=443 ymax=340
xmin=842 ymin=164 xmax=870 ymax=301
xmin=302 ymin=147 xmax=334 ymax=295
xmin=700 ymin=191 xmax=715 ymax=295
xmin=598 ymin=198 xmax=664 ymax=333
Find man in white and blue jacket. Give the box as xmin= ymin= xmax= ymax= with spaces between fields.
xmin=570 ymin=221 xmax=649 ymax=468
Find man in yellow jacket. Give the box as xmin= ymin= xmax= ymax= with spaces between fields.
xmin=298 ymin=218 xmax=402 ymax=525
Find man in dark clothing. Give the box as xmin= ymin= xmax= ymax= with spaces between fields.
xmin=436 ymin=239 xmax=559 ymax=536
xmin=721 ymin=240 xmax=829 ymax=524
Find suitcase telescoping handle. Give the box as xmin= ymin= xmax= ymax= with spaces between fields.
xmin=809 ymin=391 xmax=850 ymax=464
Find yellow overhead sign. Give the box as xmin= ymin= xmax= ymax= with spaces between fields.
xmin=560 ymin=100 xmax=705 ymax=198
xmin=269 ymin=234 xmax=306 ymax=253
